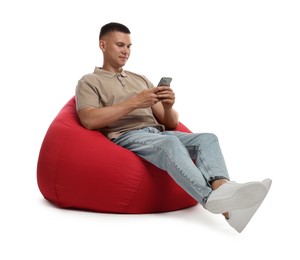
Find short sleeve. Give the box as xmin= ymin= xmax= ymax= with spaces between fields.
xmin=75 ymin=77 xmax=101 ymax=111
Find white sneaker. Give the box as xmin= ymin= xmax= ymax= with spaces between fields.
xmin=205 ymin=180 xmax=268 ymax=214
xmin=226 ymin=178 xmax=272 ymax=233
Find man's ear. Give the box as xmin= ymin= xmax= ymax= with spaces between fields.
xmin=99 ymin=40 xmax=105 ymax=51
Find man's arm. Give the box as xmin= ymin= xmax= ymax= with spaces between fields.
xmin=77 ymin=87 xmax=161 ymax=130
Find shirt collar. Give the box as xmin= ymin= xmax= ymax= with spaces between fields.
xmin=94 ymin=67 xmax=128 ymax=78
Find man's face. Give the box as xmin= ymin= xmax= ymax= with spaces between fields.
xmin=100 ymin=31 xmax=132 ymax=69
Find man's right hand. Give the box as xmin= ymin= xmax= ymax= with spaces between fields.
xmin=132 ymin=87 xmax=161 ymax=108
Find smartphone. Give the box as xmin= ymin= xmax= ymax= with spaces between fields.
xmin=157 ymin=77 xmax=172 ymax=86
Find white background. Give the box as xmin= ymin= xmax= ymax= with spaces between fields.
xmin=1 ymin=0 xmax=299 ymax=259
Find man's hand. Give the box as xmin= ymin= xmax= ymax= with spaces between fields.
xmin=156 ymin=86 xmax=175 ymax=109
xmin=133 ymin=87 xmax=161 ymax=108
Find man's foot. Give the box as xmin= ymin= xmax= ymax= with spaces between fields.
xmin=205 ymin=180 xmax=268 ymax=214
xmin=226 ymin=178 xmax=272 ymax=233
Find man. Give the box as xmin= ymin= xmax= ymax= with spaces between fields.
xmin=75 ymin=22 xmax=271 ymax=232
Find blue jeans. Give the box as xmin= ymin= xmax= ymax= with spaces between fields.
xmin=112 ymin=127 xmax=230 ymax=206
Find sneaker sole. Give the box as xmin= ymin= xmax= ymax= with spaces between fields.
xmin=205 ymin=182 xmax=268 ymax=214
xmin=227 ymin=178 xmax=272 ymax=232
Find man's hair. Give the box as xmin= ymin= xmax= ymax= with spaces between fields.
xmin=99 ymin=22 xmax=131 ymax=40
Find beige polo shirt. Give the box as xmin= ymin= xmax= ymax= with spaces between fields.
xmin=75 ymin=67 xmax=165 ymax=139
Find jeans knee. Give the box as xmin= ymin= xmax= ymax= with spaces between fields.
xmin=198 ymin=133 xmax=219 ymax=147
xmin=205 ymin=133 xmax=218 ymax=141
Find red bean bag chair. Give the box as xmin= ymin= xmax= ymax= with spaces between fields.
xmin=37 ymin=97 xmax=197 ymax=213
